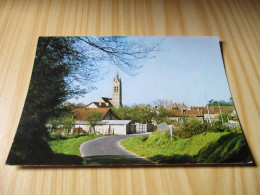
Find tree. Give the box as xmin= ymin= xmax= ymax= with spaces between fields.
xmin=61 ymin=115 xmax=75 ymax=137
xmin=18 ymin=36 xmax=158 ymax=136
xmin=140 ymin=105 xmax=156 ymax=123
xmin=152 ymin=98 xmax=171 ymax=108
xmin=207 ymin=99 xmax=234 ymax=106
xmin=111 ymin=106 xmax=132 ymax=120
xmin=112 ymin=105 xmax=156 ymax=124
xmin=84 ymin=111 xmax=102 ymax=134
xmin=8 ymin=36 xmax=159 ymax=164
xmin=155 ymin=107 xmax=171 ymax=124
xmin=45 ymin=117 xmax=62 ymax=133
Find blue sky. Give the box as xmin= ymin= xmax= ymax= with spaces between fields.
xmin=69 ymin=36 xmax=231 ymax=107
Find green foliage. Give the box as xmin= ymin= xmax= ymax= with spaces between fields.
xmin=48 ymin=135 xmax=102 ymax=156
xmin=155 ymin=107 xmax=171 ymax=124
xmin=84 ymin=111 xmax=102 ymax=134
xmin=175 ymin=118 xmax=212 ymax=139
xmin=61 ymin=115 xmax=75 ymax=137
xmin=121 ymin=131 xmax=252 ymax=164
xmin=208 ymin=99 xmax=234 ymax=106
xmin=172 ymin=118 xmax=241 ymax=139
xmin=131 ymin=105 xmax=156 ymax=123
xmin=46 ymin=117 xmax=62 ymax=132
xmin=49 ymin=130 xmax=64 ymax=140
xmin=112 ymin=105 xmax=156 ymax=123
xmin=219 ymin=113 xmax=232 ymax=123
xmin=84 ymin=111 xmax=102 ymax=126
xmin=196 ymin=133 xmax=251 ymax=163
xmin=111 ymin=106 xmax=132 ymax=120
xmin=211 ymin=121 xmax=230 ymax=132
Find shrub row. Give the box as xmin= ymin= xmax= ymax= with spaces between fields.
xmin=171 ymin=118 xmax=242 ymax=139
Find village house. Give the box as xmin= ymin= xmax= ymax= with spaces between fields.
xmin=190 ymin=106 xmax=236 ymax=122
xmin=72 ymin=107 xmax=132 ymax=135
xmin=72 ymin=107 xmax=120 ymax=121
xmin=169 ymin=109 xmax=204 ymax=122
xmin=74 ymin=120 xmax=131 ymax=135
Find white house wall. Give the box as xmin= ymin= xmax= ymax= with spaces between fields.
xmin=110 ymin=125 xmax=127 ymax=135
xmin=74 ymin=124 xmax=128 ymax=135
xmin=75 ymin=124 xmax=90 ymax=132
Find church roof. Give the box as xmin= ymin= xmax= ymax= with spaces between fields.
xmin=100 ymin=97 xmax=112 ymax=102
xmin=86 ymin=102 xmax=110 ymax=108
xmin=72 ymin=108 xmax=111 ymax=120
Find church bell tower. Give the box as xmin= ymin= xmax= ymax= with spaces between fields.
xmin=112 ymin=73 xmax=122 ymax=108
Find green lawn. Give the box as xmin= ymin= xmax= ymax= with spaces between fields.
xmin=48 ymin=135 xmax=102 ymax=156
xmin=121 ymin=131 xmax=252 ymax=164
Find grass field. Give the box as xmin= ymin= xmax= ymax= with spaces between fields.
xmin=121 ymin=131 xmax=252 ymax=164
xmin=48 ymin=135 xmax=102 ymax=156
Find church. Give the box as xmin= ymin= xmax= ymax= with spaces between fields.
xmin=85 ymin=73 xmax=122 ymax=109
xmin=72 ymin=73 xmax=132 ymax=135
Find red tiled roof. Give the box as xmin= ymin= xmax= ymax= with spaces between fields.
xmin=72 ymin=108 xmax=111 ymax=120
xmin=191 ymin=106 xmax=235 ymax=114
xmin=169 ymin=110 xmax=203 ymax=117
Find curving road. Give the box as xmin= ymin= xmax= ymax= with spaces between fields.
xmin=80 ymin=133 xmax=154 ymax=165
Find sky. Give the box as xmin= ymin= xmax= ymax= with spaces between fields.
xmin=69 ymin=36 xmax=232 ymax=107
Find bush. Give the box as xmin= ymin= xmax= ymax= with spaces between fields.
xmin=73 ymin=127 xmax=85 ymax=134
xmin=211 ymin=121 xmax=230 ymax=132
xmin=175 ymin=118 xmax=212 ymax=139
xmin=49 ymin=130 xmax=63 ymax=140
xmin=49 ymin=129 xmax=86 ymax=140
xmin=172 ymin=118 xmax=242 ymax=139
xmin=67 ymin=133 xmax=80 ymax=139
xmin=219 ymin=113 xmax=232 ymax=123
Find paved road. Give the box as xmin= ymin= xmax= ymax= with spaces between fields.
xmin=80 ymin=133 xmax=154 ymax=165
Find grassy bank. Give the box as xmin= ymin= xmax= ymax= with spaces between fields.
xmin=48 ymin=135 xmax=102 ymax=156
xmin=121 ymin=131 xmax=251 ymax=164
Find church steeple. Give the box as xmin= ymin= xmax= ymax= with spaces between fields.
xmin=112 ymin=73 xmax=122 ymax=108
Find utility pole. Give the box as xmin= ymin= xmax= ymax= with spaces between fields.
xmin=218 ymin=102 xmax=224 ymax=124
xmin=205 ymin=94 xmax=212 ymax=126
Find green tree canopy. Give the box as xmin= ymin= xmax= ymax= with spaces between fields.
xmin=61 ymin=114 xmax=75 ymax=137
xmin=84 ymin=111 xmax=102 ymax=134
xmin=207 ymin=99 xmax=234 ymax=106
xmin=155 ymin=107 xmax=171 ymax=124
xmin=112 ymin=105 xmax=156 ymax=123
